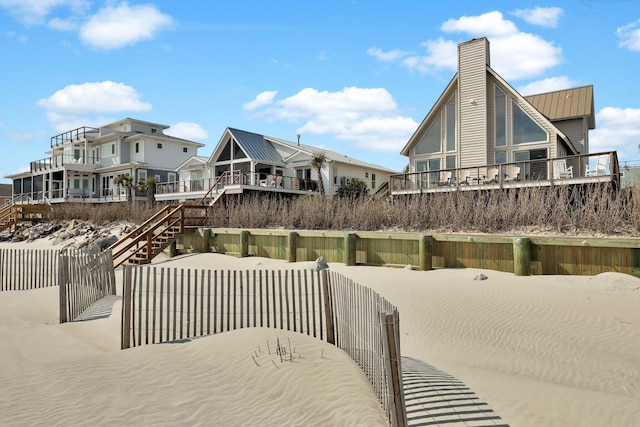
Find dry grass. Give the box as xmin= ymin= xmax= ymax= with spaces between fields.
xmin=49 ymin=184 xmax=640 ymax=237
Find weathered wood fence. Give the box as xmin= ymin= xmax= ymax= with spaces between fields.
xmin=0 ymin=248 xmax=60 ymax=290
xmin=121 ymin=265 xmax=406 ymax=426
xmin=176 ymin=228 xmax=640 ymax=277
xmin=58 ymin=249 xmax=117 ymax=323
xmin=0 ymin=247 xmax=116 ymax=323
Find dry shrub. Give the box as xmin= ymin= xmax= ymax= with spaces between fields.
xmin=48 ymin=183 xmax=640 ymax=237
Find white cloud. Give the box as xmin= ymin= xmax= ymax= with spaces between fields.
xmin=617 ymin=20 xmax=640 ymax=51
xmin=441 ymin=11 xmax=518 ymax=38
xmin=165 ymin=122 xmax=208 ymax=142
xmin=37 ymin=81 xmax=152 ymax=130
xmin=47 ymin=16 xmax=78 ymax=31
xmin=372 ymin=11 xmax=562 ymax=81
xmin=517 ymin=76 xmax=579 ymax=96
xmin=590 ymin=107 xmax=640 ymax=161
xmin=247 ymin=87 xmax=418 ymax=153
xmin=243 ymin=91 xmax=278 ymax=111
xmin=402 ymin=38 xmax=457 ymax=73
xmin=367 ymin=47 xmax=409 ymax=62
xmin=0 ymin=0 xmax=88 ymax=25
xmin=79 ymin=2 xmax=174 ymax=50
xmin=511 ymin=7 xmax=563 ymax=28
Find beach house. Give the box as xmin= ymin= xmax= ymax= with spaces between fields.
xmin=6 ymin=118 xmax=205 ymax=204
xmin=390 ymin=37 xmax=619 ymax=194
xmin=155 ymin=127 xmax=397 ymax=203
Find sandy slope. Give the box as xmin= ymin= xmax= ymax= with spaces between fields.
xmin=1 ymin=240 xmax=640 ymax=426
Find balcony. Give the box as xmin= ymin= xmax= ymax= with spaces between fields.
xmin=30 ymin=154 xmax=99 ymax=173
xmin=390 ymin=151 xmax=620 ymax=195
xmin=50 ymin=126 xmax=100 ymax=148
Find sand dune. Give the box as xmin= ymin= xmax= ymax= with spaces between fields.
xmin=1 ymin=240 xmax=639 ymax=426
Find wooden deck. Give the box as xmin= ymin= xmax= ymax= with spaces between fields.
xmin=390 ymin=151 xmax=620 ymax=196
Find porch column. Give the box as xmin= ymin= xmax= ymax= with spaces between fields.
xmin=63 ymin=168 xmax=68 ymax=200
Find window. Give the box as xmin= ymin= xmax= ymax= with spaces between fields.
xmin=183 ymin=147 xmax=188 ymax=153
xmin=446 ymin=155 xmax=456 ymax=181
xmin=157 ymin=143 xmax=163 ymax=149
xmin=151 ymin=128 xmax=157 ymax=133
xmin=135 ymin=142 xmax=139 ymax=153
xmin=333 ymin=166 xmax=338 ymax=185
xmin=416 ymin=159 xmax=441 ymax=183
xmin=415 ymin=113 xmax=442 ymax=155
xmin=446 ymin=96 xmax=456 ymax=151
xmin=495 ymin=86 xmax=506 ymax=147
xmin=138 ymin=170 xmax=147 ymax=183
xmin=168 ymin=173 xmax=177 ymax=182
xmin=296 ymin=169 xmax=311 ymax=180
xmin=512 ymin=101 xmax=547 ymax=144
xmin=495 ymin=151 xmax=507 ymax=164
xmin=371 ymin=173 xmax=376 ymax=189
xmin=101 ymin=143 xmax=115 ymax=157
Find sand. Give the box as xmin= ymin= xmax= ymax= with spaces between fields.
xmin=1 ymin=238 xmax=639 ymax=426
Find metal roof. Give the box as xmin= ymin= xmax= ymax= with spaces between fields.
xmin=228 ymin=128 xmax=283 ymax=164
xmin=525 ymin=85 xmax=595 ymax=129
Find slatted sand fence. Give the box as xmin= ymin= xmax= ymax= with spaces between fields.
xmin=121 ymin=265 xmax=407 ymax=427
xmin=326 ymin=270 xmax=407 ymax=427
xmin=58 ymin=249 xmax=117 ymax=323
xmin=121 ymin=266 xmax=328 ymax=348
xmin=0 ymin=248 xmax=60 ymax=291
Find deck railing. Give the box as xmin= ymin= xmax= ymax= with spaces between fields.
xmin=156 ymin=172 xmax=319 ymax=196
xmin=390 ymin=151 xmax=620 ymax=193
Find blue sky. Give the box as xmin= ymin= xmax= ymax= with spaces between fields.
xmin=1 ymin=1 xmax=639 ymax=184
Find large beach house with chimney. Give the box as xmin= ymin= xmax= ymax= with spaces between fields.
xmin=390 ymin=37 xmax=618 ymax=194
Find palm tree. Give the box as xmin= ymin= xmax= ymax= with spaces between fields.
xmin=310 ymin=151 xmax=327 ymax=196
xmin=114 ymin=173 xmax=134 ymax=204
xmin=137 ymin=177 xmax=157 ymax=208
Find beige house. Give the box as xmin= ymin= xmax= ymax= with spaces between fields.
xmin=393 ymin=37 xmax=615 ymax=192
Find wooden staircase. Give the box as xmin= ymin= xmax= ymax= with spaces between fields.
xmin=0 ymin=204 xmax=52 ymax=233
xmin=110 ymin=204 xmax=209 ymax=267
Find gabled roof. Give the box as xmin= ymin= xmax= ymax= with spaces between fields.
xmin=228 ymin=128 xmax=283 ymax=163
xmin=176 ymin=155 xmax=208 ymax=171
xmin=213 ymin=128 xmax=396 ymax=173
xmin=524 ymin=85 xmax=595 ymax=129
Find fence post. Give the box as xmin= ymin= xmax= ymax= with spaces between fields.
xmin=107 ymin=249 xmax=116 ymax=295
xmin=287 ymin=231 xmax=297 ymax=263
xmin=198 ymin=228 xmax=211 ymax=253
xmin=381 ymin=311 xmax=407 ymax=427
xmin=344 ymin=233 xmax=356 ymax=266
xmin=58 ymin=253 xmax=68 ymax=323
xmin=418 ymin=235 xmax=433 ymax=271
xmin=240 ymin=230 xmax=250 ymax=258
xmin=513 ymin=237 xmax=531 ymax=276
xmin=121 ymin=266 xmax=133 ymax=349
xmin=321 ymin=269 xmax=335 ymax=344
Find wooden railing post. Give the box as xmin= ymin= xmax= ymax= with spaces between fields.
xmin=344 ymin=233 xmax=356 ymax=266
xmin=287 ymin=231 xmax=297 ymax=262
xmin=321 ymin=269 xmax=335 ymax=344
xmin=418 ymin=235 xmax=433 ymax=271
xmin=121 ymin=266 xmax=133 ymax=349
xmin=513 ymin=237 xmax=531 ymax=276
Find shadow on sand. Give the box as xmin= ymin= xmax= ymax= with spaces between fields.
xmin=73 ymin=295 xmax=120 ymax=322
xmin=402 ymin=356 xmax=509 ymax=426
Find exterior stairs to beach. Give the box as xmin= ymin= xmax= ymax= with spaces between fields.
xmin=110 ymin=203 xmax=209 ymax=267
xmin=0 ymin=203 xmax=52 ymax=233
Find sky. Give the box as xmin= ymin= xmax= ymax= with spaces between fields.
xmin=1 ymin=0 xmax=640 ymax=184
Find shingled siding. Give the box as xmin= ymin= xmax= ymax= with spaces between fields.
xmin=175 ymin=229 xmax=640 ymax=278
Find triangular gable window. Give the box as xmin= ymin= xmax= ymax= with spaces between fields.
xmin=219 ymin=139 xmax=231 ymax=161
xmin=415 ymin=113 xmax=441 ymax=155
xmin=234 ymin=142 xmax=247 ymax=159
xmin=512 ymin=101 xmax=547 ymax=144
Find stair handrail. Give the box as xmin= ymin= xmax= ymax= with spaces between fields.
xmin=197 ymin=172 xmax=229 ymax=205
xmin=127 ymin=217 xmax=182 ymax=263
xmin=110 ymin=204 xmax=184 ymax=265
